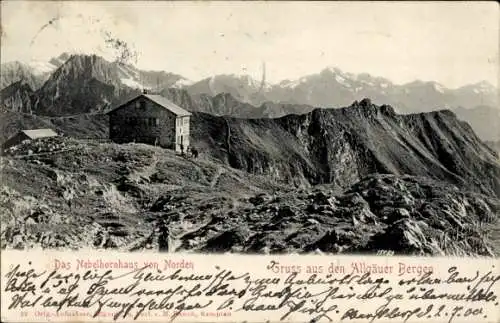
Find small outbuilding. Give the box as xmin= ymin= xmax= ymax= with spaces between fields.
xmin=2 ymin=128 xmax=59 ymax=151
xmin=106 ymin=91 xmax=192 ymax=153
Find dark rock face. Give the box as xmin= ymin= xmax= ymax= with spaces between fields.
xmin=1 ymin=54 xmax=190 ymax=116
xmin=0 ymin=81 xmax=35 ymax=113
xmin=192 ymin=101 xmax=500 ymax=197
xmin=33 ymin=55 xmax=137 ymax=116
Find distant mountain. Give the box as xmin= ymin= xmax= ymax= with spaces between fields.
xmin=0 ymin=61 xmax=47 ymax=90
xmin=453 ymin=81 xmax=499 ymax=108
xmin=161 ymin=89 xmax=315 ymax=119
xmin=453 ymin=106 xmax=500 ymax=142
xmin=186 ymin=67 xmax=499 ymax=114
xmin=1 ymin=54 xmax=192 ymax=116
xmin=0 ymin=53 xmax=70 ymax=90
xmin=32 ymin=54 xmax=133 ymax=115
xmin=0 ymin=80 xmax=35 ymax=114
xmin=187 ymin=74 xmax=270 ymax=105
xmin=48 ymin=52 xmax=72 ymax=68
xmin=1 ymin=53 xmax=498 ymax=142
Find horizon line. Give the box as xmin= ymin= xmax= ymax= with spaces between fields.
xmin=1 ymin=51 xmax=498 ymax=91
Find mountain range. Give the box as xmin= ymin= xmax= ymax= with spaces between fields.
xmin=0 ymin=53 xmax=498 ymax=141
xmin=187 ymin=67 xmax=498 ymax=114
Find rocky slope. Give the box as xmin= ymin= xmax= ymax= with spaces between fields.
xmin=486 ymin=141 xmax=500 ymax=156
xmin=190 ymin=99 xmax=500 ymax=197
xmin=1 ymin=138 xmax=498 ymax=256
xmin=0 ymin=111 xmax=108 ymax=144
xmin=0 ymin=81 xmax=35 ymax=114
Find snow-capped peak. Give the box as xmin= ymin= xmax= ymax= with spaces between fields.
xmin=468 ymin=81 xmax=496 ymax=94
xmin=279 ymin=76 xmax=310 ymax=89
xmin=432 ymin=82 xmax=446 ymax=93
xmin=26 ymin=61 xmax=58 ymax=75
xmin=171 ymin=78 xmax=194 ymax=88
xmin=120 ymin=77 xmax=150 ymax=90
xmin=324 ymin=66 xmax=343 ymax=75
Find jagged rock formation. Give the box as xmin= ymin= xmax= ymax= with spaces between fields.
xmin=33 ymin=55 xmax=137 ymax=115
xmin=191 ymin=99 xmax=500 ymax=196
xmin=0 ymin=81 xmax=35 ymax=113
xmin=1 ymin=54 xmax=190 ymax=116
xmin=185 ymin=174 xmax=498 ymax=256
xmin=0 ymin=53 xmax=70 ymax=90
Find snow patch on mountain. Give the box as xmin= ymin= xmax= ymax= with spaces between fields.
xmin=172 ymin=78 xmax=194 ymax=88
xmin=280 ymin=77 xmax=309 ymax=89
xmin=360 ymin=80 xmax=374 ymax=86
xmin=120 ymin=77 xmax=147 ymax=89
xmin=27 ymin=61 xmax=58 ymax=75
xmin=116 ymin=64 xmax=138 ymax=79
xmin=335 ymin=74 xmax=347 ymax=85
xmin=433 ymin=83 xmax=445 ymax=93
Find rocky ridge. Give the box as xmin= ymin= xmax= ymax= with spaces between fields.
xmin=189 ymin=99 xmax=500 ymax=197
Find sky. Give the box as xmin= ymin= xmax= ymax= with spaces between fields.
xmin=1 ymin=1 xmax=498 ymax=88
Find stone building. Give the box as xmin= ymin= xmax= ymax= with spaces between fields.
xmin=107 ymin=91 xmax=191 ymax=152
xmin=2 ymin=128 xmax=58 ymax=151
